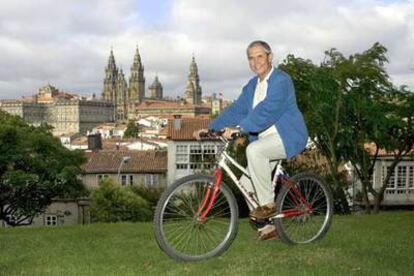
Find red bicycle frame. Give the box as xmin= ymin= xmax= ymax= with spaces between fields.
xmin=197 ymin=168 xmax=314 ymax=220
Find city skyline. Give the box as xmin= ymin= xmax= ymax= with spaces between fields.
xmin=0 ymin=0 xmax=413 ymax=100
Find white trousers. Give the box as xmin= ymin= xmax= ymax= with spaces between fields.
xmin=239 ymin=133 xmax=287 ymax=209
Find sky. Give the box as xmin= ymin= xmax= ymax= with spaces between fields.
xmin=0 ymin=0 xmax=413 ymax=100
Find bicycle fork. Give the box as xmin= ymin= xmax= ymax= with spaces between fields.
xmin=272 ymin=176 xmax=314 ymax=219
xmin=196 ymin=168 xmax=223 ymax=222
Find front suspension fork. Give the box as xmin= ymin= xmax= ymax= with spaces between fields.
xmin=197 ymin=168 xmax=223 ymax=221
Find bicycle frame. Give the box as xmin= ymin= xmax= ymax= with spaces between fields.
xmin=197 ymin=136 xmax=313 ymax=221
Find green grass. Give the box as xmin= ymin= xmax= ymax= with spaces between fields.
xmin=1 ymin=211 xmax=413 ymax=275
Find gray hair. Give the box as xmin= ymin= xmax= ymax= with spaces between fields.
xmin=246 ymin=40 xmax=272 ymax=55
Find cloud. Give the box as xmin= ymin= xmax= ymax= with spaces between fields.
xmin=0 ymin=0 xmax=413 ymax=100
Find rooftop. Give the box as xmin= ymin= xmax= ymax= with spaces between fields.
xmin=83 ymin=150 xmax=167 ymax=174
xmin=167 ymin=117 xmax=212 ymax=141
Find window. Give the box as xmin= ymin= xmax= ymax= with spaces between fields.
xmin=45 ymin=215 xmax=57 ymax=226
xmin=175 ymin=143 xmax=217 ymax=172
xmin=121 ymin=175 xmax=127 ymax=186
xmin=383 ymin=166 xmax=395 ymax=189
xmin=176 ymin=145 xmax=188 ymax=171
xmin=397 ymin=166 xmax=407 ymax=189
xmin=129 ymin=175 xmax=134 ymax=186
xmin=383 ymin=164 xmax=414 ymax=191
xmin=97 ymin=174 xmax=109 ymax=184
xmin=145 ymin=174 xmax=159 ymax=187
xmin=190 ymin=145 xmax=202 ymax=169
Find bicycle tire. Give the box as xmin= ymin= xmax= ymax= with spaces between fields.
xmin=274 ymin=172 xmax=333 ymax=245
xmin=154 ymin=174 xmax=239 ymax=261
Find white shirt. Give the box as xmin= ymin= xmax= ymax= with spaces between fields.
xmin=252 ymin=67 xmax=280 ymax=139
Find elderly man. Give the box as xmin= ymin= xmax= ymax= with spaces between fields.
xmin=206 ymin=40 xmax=308 ymax=240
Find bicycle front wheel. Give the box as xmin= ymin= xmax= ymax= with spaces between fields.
xmin=274 ymin=172 xmax=333 ymax=244
xmin=154 ymin=174 xmax=239 ymax=261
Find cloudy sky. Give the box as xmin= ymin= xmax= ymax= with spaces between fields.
xmin=0 ymin=0 xmax=413 ymax=100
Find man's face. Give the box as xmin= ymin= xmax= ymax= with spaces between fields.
xmin=247 ymin=45 xmax=273 ymax=79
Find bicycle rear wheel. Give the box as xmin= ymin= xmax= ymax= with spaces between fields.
xmin=154 ymin=174 xmax=239 ymax=261
xmin=274 ymin=172 xmax=333 ymax=244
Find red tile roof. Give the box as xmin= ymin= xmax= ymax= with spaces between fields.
xmin=83 ymin=150 xmax=167 ymax=173
xmin=167 ymin=117 xmax=212 ymax=141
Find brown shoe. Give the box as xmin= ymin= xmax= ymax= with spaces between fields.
xmin=249 ymin=204 xmax=276 ymax=219
xmin=258 ymin=229 xmax=278 ymax=241
xmin=256 ymin=225 xmax=279 ymax=241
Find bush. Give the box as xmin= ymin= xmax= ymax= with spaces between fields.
xmin=90 ymin=178 xmax=152 ymax=222
xmin=130 ymin=185 xmax=164 ymax=210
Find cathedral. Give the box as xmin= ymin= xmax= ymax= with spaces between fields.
xmin=184 ymin=56 xmax=202 ymax=104
xmin=102 ymin=47 xmax=146 ymax=121
xmin=102 ymin=47 xmax=203 ymax=121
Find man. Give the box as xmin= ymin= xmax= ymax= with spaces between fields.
xmin=201 ymin=41 xmax=308 ymax=240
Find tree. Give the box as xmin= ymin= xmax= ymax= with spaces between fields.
xmin=367 ymin=87 xmax=414 ymax=213
xmin=0 ymin=111 xmax=87 ymax=226
xmin=124 ymin=120 xmax=139 ymax=138
xmin=280 ymin=53 xmax=351 ymax=213
xmin=90 ymin=178 xmax=151 ymax=222
xmin=281 ymin=43 xmax=413 ymax=214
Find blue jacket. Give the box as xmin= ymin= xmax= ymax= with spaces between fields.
xmin=210 ymin=68 xmax=308 ymax=159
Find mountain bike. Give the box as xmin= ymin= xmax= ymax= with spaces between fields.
xmin=154 ymin=131 xmax=333 ymax=261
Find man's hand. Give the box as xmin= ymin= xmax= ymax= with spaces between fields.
xmin=222 ymin=127 xmax=240 ymax=139
xmin=193 ymin=129 xmax=209 ymax=140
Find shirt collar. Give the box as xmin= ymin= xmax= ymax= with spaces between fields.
xmin=257 ymin=66 xmax=274 ymax=84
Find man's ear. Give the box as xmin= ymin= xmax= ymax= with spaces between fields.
xmin=268 ymin=53 xmax=274 ymax=64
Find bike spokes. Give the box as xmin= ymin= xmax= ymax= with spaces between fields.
xmin=275 ymin=173 xmax=333 ymax=244
xmin=159 ymin=178 xmax=235 ymax=258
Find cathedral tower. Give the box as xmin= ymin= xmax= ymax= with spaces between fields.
xmin=116 ymin=69 xmax=128 ymax=120
xmin=128 ymin=46 xmax=145 ymax=119
xmin=102 ymin=48 xmax=118 ymax=103
xmin=148 ymin=75 xmax=163 ymax=99
xmin=184 ymin=56 xmax=202 ymax=104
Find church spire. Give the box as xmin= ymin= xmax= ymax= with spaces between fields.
xmin=128 ymin=45 xmax=145 ymax=119
xmin=184 ymin=55 xmax=202 ymax=104
xmin=102 ymin=48 xmax=119 ymax=103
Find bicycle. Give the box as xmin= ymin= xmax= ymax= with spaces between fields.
xmin=154 ymin=131 xmax=333 ymax=261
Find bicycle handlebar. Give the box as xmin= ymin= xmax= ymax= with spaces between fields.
xmin=197 ymin=129 xmax=242 ymax=141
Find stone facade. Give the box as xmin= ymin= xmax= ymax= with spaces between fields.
xmin=136 ymin=99 xmax=211 ymax=118
xmin=184 ymin=56 xmax=202 ymax=104
xmin=102 ymin=47 xmax=146 ymax=121
xmin=0 ymin=84 xmax=114 ymax=136
xmin=148 ymin=75 xmax=163 ymax=99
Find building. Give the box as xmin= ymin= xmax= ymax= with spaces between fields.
xmin=136 ymin=99 xmax=211 ymax=118
xmin=148 ymin=75 xmax=163 ymax=99
xmin=184 ymin=56 xmax=202 ymax=104
xmin=0 ymin=84 xmax=114 ymax=136
xmin=1 ymin=198 xmax=90 ymax=227
xmin=166 ymin=116 xmax=221 ymax=184
xmin=203 ymin=93 xmax=223 ymax=116
xmin=102 ymin=47 xmax=146 ymax=121
xmin=82 ymin=150 xmax=168 ymax=189
xmin=349 ymin=145 xmax=414 ymax=206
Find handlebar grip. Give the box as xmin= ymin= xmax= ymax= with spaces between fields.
xmin=231 ymin=132 xmax=242 ymax=139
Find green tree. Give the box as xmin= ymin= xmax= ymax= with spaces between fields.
xmin=361 ymin=87 xmax=414 ymax=213
xmin=124 ymin=120 xmax=139 ymax=138
xmin=281 ymin=43 xmax=413 ymax=214
xmin=90 ymin=178 xmax=151 ymax=222
xmin=0 ymin=111 xmax=87 ymax=226
xmin=280 ymin=53 xmax=351 ymax=213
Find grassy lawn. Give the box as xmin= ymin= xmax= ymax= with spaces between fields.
xmin=0 ymin=211 xmax=413 ymax=275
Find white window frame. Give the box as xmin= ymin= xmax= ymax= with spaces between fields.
xmin=175 ymin=142 xmax=218 ymax=174
xmin=145 ymin=174 xmax=159 ymax=187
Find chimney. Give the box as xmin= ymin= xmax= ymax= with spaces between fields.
xmin=87 ymin=133 xmax=102 ymax=151
xmin=173 ymin=114 xmax=182 ymax=130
